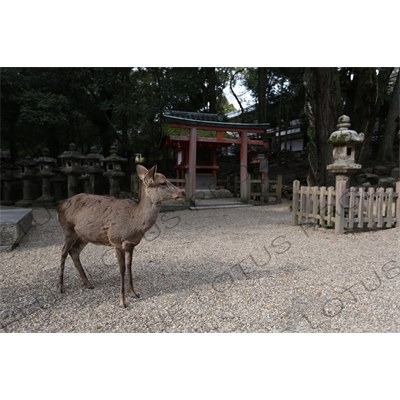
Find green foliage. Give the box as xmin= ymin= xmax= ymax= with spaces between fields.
xmin=1 ymin=67 xmax=236 ymax=164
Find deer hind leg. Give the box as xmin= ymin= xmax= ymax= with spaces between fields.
xmin=59 ymin=233 xmax=79 ymax=293
xmin=125 ymin=243 xmax=140 ymax=298
xmin=68 ymin=237 xmax=92 ymax=289
xmin=115 ymin=247 xmax=127 ymax=307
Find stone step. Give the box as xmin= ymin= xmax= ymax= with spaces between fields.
xmin=0 ymin=208 xmax=33 ymax=251
xmin=189 ymin=203 xmax=253 ymax=210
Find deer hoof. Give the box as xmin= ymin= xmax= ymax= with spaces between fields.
xmin=84 ymin=283 xmax=94 ymax=289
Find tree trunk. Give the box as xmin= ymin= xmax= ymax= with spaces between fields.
xmin=377 ymin=71 xmax=400 ymax=164
xmin=257 ymin=67 xmax=267 ymax=123
xmin=304 ymin=67 xmax=341 ymax=186
xmin=230 ymin=68 xmax=245 ymax=119
xmin=344 ymin=67 xmax=393 ymax=165
xmin=277 ymin=81 xmax=283 ymax=165
xmin=208 ymin=68 xmax=217 ymax=114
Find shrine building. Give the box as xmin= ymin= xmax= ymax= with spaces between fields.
xmin=160 ymin=111 xmax=271 ymax=204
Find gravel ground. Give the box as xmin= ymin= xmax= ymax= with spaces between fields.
xmin=1 ymin=201 xmax=399 ymax=333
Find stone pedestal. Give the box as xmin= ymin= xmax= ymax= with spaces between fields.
xmin=15 ymin=157 xmax=38 ymax=207
xmin=50 ymin=168 xmax=66 ymax=202
xmin=0 ymin=165 xmax=19 ymax=206
xmin=79 ymin=174 xmax=91 ymax=194
xmin=103 ymin=172 xmax=125 ymax=198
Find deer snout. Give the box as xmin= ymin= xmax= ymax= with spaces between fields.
xmin=173 ymin=189 xmax=185 ymax=200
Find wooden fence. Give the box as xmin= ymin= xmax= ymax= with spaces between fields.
xmin=218 ymin=175 xmax=282 ymax=203
xmin=132 ymin=174 xmax=282 ymax=204
xmin=292 ymin=180 xmax=400 ymax=234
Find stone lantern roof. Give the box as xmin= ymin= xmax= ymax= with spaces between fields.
xmin=84 ymin=146 xmax=104 ymax=174
xmin=59 ymin=143 xmax=85 ymax=174
xmin=328 ymin=115 xmax=365 ymax=145
xmin=103 ymin=145 xmax=127 ymax=178
xmin=35 ymin=148 xmax=57 ymax=176
xmin=16 ymin=156 xmax=38 ymax=176
xmin=85 ymin=146 xmax=104 ymax=161
xmin=102 ymin=145 xmax=127 ymax=164
xmin=59 ymin=143 xmax=85 ymax=161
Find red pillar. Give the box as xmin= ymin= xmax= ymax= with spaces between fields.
xmin=240 ymin=131 xmax=249 ymax=202
xmin=188 ymin=127 xmax=197 ymax=204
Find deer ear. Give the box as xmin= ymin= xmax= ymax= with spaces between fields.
xmin=136 ymin=164 xmax=148 ymax=181
xmin=144 ymin=165 xmax=157 ymax=184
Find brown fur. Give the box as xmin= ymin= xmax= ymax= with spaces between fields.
xmin=57 ymin=165 xmax=184 ymax=307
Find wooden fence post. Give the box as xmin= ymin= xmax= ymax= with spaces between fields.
xmin=185 ymin=171 xmax=190 ymax=206
xmin=367 ymin=187 xmax=375 ymax=228
xmin=292 ymin=180 xmax=300 ymax=226
xmin=396 ymin=182 xmax=400 ymax=228
xmin=327 ymin=186 xmax=334 ymax=227
xmin=335 ymin=180 xmax=346 ymax=234
xmin=276 ymin=175 xmax=282 ymax=204
xmin=386 ymin=188 xmax=394 ymax=228
xmin=247 ymin=174 xmax=252 ymax=201
xmin=358 ymin=187 xmax=365 ymax=228
xmin=377 ymin=187 xmax=384 ymax=228
xmin=234 ymin=176 xmax=238 ymax=198
xmin=312 ymin=186 xmax=318 ymax=224
xmin=319 ymin=186 xmax=327 ymax=227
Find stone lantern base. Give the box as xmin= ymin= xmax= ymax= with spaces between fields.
xmin=327 ymin=163 xmax=362 ymax=186
xmin=33 ymin=194 xmax=56 ymax=207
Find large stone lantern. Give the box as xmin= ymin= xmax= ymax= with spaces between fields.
xmin=59 ymin=143 xmax=84 ymax=198
xmin=15 ymin=156 xmax=38 ymax=207
xmin=326 ymin=115 xmax=365 ymax=185
xmin=34 ymin=148 xmax=57 ymax=206
xmin=84 ymin=146 xmax=104 ymax=194
xmin=103 ymin=144 xmax=127 ymax=198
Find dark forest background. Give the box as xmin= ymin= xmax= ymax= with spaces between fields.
xmin=1 ymin=67 xmax=399 ymax=186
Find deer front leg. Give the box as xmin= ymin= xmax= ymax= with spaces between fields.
xmin=115 ymin=247 xmax=127 ymax=307
xmin=125 ymin=243 xmax=140 ymax=298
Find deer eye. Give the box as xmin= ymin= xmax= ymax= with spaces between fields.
xmin=160 ymin=181 xmax=167 ymax=186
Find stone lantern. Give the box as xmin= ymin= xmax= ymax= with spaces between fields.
xmin=34 ymin=148 xmax=57 ymax=206
xmin=83 ymin=146 xmax=104 ymax=194
xmin=103 ymin=144 xmax=127 ymax=198
xmin=326 ymin=115 xmax=365 ymax=186
xmin=15 ymin=157 xmax=38 ymax=207
xmin=59 ymin=143 xmax=84 ymax=198
xmin=0 ymin=149 xmax=19 ymax=206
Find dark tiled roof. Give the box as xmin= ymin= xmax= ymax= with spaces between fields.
xmin=164 ymin=110 xmax=227 ymax=122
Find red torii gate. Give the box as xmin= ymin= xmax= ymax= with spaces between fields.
xmin=161 ymin=113 xmax=270 ymax=204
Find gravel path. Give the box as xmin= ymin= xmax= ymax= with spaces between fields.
xmin=1 ymin=201 xmax=399 ymax=332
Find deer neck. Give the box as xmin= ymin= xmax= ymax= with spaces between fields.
xmin=136 ymin=185 xmax=162 ymax=230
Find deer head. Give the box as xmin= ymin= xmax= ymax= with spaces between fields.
xmin=136 ymin=164 xmax=185 ymax=204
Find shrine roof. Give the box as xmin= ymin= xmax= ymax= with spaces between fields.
xmin=165 ymin=110 xmax=226 ymax=122
xmin=163 ymin=111 xmax=270 ymax=132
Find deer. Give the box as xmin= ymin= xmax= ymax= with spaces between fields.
xmin=57 ymin=164 xmax=185 ymax=307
